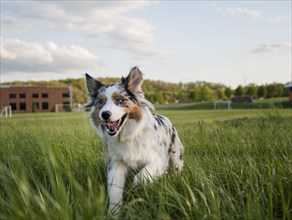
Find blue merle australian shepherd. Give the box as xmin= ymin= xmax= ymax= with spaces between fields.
xmin=85 ymin=67 xmax=184 ymax=213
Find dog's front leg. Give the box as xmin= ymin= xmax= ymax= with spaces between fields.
xmin=107 ymin=162 xmax=127 ymax=214
xmin=134 ymin=162 xmax=163 ymax=185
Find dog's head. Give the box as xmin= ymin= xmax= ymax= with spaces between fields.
xmin=85 ymin=67 xmax=153 ymax=137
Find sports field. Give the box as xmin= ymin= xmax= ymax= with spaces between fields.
xmin=1 ymin=109 xmax=292 ymax=219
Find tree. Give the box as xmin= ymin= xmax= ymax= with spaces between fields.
xmin=156 ymin=92 xmax=165 ymax=104
xmin=266 ymin=83 xmax=283 ymax=98
xmin=246 ymin=84 xmax=258 ymax=98
xmin=194 ymin=88 xmax=201 ymax=102
xmin=266 ymin=84 xmax=275 ymax=98
xmin=177 ymin=91 xmax=189 ymax=103
xmin=72 ymin=87 xmax=86 ymax=104
xmin=258 ymin=85 xmax=267 ymax=98
xmin=234 ymin=85 xmax=244 ymax=96
xmin=225 ymin=87 xmax=233 ymax=99
xmin=188 ymin=90 xmax=196 ymax=102
xmin=216 ymin=88 xmax=225 ymax=100
xmin=274 ymin=83 xmax=283 ymax=97
xmin=200 ymin=86 xmax=212 ymax=101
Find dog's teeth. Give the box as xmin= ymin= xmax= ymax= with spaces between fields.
xmin=104 ymin=114 xmax=127 ymax=136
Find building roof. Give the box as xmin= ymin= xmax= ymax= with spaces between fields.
xmin=0 ymin=85 xmax=70 ymax=89
xmin=284 ymin=83 xmax=292 ymax=89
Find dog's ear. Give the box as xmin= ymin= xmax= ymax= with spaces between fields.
xmin=85 ymin=73 xmax=103 ymax=99
xmin=121 ymin=67 xmax=143 ymax=96
xmin=121 ymin=67 xmax=154 ymax=110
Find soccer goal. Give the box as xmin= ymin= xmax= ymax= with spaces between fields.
xmin=214 ymin=100 xmax=231 ymax=110
xmin=55 ymin=103 xmax=84 ymax=112
xmin=0 ymin=106 xmax=12 ymax=118
xmin=71 ymin=103 xmax=85 ymax=112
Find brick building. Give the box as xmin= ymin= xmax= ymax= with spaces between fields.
xmin=284 ymin=83 xmax=292 ymax=102
xmin=0 ymin=85 xmax=72 ymax=113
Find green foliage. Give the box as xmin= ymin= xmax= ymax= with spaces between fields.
xmin=1 ymin=78 xmax=289 ymax=104
xmin=0 ymin=110 xmax=292 ymax=219
xmin=274 ymin=84 xmax=284 ymax=97
xmin=246 ymin=84 xmax=258 ymax=98
xmin=266 ymin=83 xmax=284 ymax=98
xmin=234 ymin=85 xmax=244 ymax=96
xmin=216 ymin=88 xmax=225 ymax=100
xmin=0 ymin=113 xmax=106 ymax=220
xmin=224 ymin=87 xmax=233 ymax=99
xmin=258 ymin=85 xmax=267 ymax=98
xmin=199 ymin=86 xmax=212 ymax=101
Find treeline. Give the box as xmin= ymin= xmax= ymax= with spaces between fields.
xmin=145 ymin=81 xmax=288 ymax=104
xmin=2 ymin=78 xmax=289 ymax=104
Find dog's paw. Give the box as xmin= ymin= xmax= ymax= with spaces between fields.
xmin=175 ymin=160 xmax=184 ymax=173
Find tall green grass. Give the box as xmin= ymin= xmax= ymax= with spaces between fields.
xmin=0 ymin=109 xmax=292 ymax=219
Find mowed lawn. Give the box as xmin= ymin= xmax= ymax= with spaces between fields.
xmin=0 ymin=109 xmax=292 ymax=219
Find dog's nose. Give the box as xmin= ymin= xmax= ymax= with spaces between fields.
xmin=101 ymin=111 xmax=111 ymax=121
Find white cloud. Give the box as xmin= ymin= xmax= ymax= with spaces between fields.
xmin=1 ymin=17 xmax=34 ymax=34
xmin=1 ymin=39 xmax=101 ymax=74
xmin=252 ymin=42 xmax=292 ymax=53
xmin=216 ymin=6 xmax=289 ymax=23
xmin=1 ymin=1 xmax=171 ymax=61
xmin=267 ymin=16 xmax=288 ymax=23
xmin=217 ymin=7 xmax=262 ymax=18
xmin=226 ymin=7 xmax=262 ymax=18
xmin=104 ymin=16 xmax=173 ymax=62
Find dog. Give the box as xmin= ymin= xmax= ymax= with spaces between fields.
xmin=85 ymin=67 xmax=184 ymax=214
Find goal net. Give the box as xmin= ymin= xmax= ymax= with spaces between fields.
xmin=0 ymin=106 xmax=12 ymax=118
xmin=214 ymin=100 xmax=231 ymax=110
xmin=55 ymin=103 xmax=84 ymax=112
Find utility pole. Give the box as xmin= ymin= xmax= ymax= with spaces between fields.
xmin=244 ymin=78 xmax=247 ymax=96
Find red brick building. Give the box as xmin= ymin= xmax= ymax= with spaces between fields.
xmin=0 ymin=85 xmax=72 ymax=113
xmin=284 ymin=83 xmax=292 ymax=102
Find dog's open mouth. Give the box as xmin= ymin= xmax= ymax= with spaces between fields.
xmin=103 ymin=114 xmax=127 ymax=136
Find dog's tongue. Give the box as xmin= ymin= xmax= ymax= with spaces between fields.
xmin=105 ymin=119 xmax=120 ymax=130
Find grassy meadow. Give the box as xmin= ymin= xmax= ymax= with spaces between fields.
xmin=0 ymin=109 xmax=292 ymax=219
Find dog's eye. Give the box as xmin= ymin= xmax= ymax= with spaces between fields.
xmin=115 ymin=98 xmax=124 ymax=106
xmin=96 ymin=99 xmax=104 ymax=107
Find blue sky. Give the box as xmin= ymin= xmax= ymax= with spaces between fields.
xmin=1 ymin=1 xmax=291 ymax=88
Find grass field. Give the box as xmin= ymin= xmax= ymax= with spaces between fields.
xmin=1 ymin=109 xmax=292 ymax=219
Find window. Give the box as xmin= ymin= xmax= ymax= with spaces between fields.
xmin=9 ymin=93 xmax=16 ymax=98
xmin=42 ymin=102 xmax=49 ymax=110
xmin=62 ymin=102 xmax=70 ymax=111
xmin=32 ymin=102 xmax=39 ymax=112
xmin=32 ymin=93 xmax=39 ymax=98
xmin=62 ymin=92 xmax=70 ymax=98
xmin=10 ymin=103 xmax=17 ymax=110
xmin=42 ymin=93 xmax=48 ymax=98
xmin=19 ymin=103 xmax=26 ymax=110
xmin=19 ymin=93 xmax=26 ymax=98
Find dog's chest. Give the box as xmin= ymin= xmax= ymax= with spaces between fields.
xmin=106 ymin=138 xmax=151 ymax=169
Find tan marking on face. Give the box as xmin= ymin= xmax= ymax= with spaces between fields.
xmin=126 ymin=102 xmax=142 ymax=121
xmin=91 ymin=107 xmax=102 ymax=127
xmin=112 ymin=91 xmax=142 ymax=121
xmin=112 ymin=92 xmax=128 ymax=107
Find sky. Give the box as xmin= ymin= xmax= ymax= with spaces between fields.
xmin=1 ymin=1 xmax=291 ymax=88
